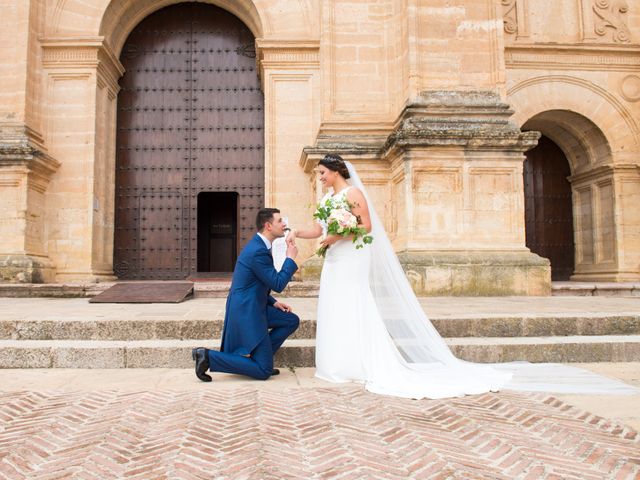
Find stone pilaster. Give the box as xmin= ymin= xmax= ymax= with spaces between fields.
xmin=570 ymin=163 xmax=640 ymax=282
xmin=40 ymin=37 xmax=123 ymax=282
xmin=0 ymin=123 xmax=60 ymax=282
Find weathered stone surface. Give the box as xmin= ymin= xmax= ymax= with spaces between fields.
xmin=398 ymin=251 xmax=551 ymax=296
xmin=0 ymin=346 xmax=51 ymax=368
xmin=125 ymin=346 xmax=192 ymax=368
xmin=0 ymin=255 xmax=56 ymax=284
xmin=0 ymin=321 xmax=14 ymax=340
xmin=53 ymin=345 xmax=126 ymax=368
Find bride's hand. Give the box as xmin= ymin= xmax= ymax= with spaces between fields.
xmin=320 ymin=234 xmax=340 ymax=248
xmin=286 ymin=229 xmax=296 ymax=246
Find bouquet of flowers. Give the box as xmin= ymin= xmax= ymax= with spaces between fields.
xmin=313 ymin=196 xmax=373 ymax=257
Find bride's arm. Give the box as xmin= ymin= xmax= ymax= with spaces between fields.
xmin=291 ymin=223 xmax=323 ymax=240
xmin=347 ymin=188 xmax=372 ymax=233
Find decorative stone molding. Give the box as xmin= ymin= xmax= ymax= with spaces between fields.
xmin=382 ymin=91 xmax=539 ymax=156
xmin=505 ymin=43 xmax=640 ymax=71
xmin=41 ymin=37 xmax=125 ymax=95
xmin=0 ymin=124 xmax=59 ymax=177
xmin=502 ymin=0 xmax=518 ymax=35
xmin=593 ymin=0 xmax=631 ymax=43
xmin=620 ymin=75 xmax=640 ymax=102
xmin=501 ymin=0 xmax=529 ymax=40
xmin=256 ymin=39 xmax=319 ymax=81
xmin=508 ymin=75 xmax=640 ymax=147
xmin=569 ymin=163 xmax=639 ymax=185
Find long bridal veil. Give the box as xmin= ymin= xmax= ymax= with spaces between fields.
xmin=345 ymin=161 xmax=638 ymax=396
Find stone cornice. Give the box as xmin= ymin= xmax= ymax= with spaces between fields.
xmin=569 ymin=163 xmax=640 ymax=184
xmin=505 ymin=43 xmax=640 ymax=71
xmin=256 ymin=39 xmax=320 ymax=73
xmin=301 ymin=92 xmax=541 ymax=171
xmin=0 ymin=125 xmax=61 ymax=182
xmin=300 ymin=145 xmax=381 ymax=173
xmin=382 ymin=91 xmax=540 ymax=156
xmin=40 ymin=36 xmax=125 ymax=93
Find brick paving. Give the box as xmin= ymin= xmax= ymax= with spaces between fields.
xmin=0 ymin=386 xmax=638 ymax=479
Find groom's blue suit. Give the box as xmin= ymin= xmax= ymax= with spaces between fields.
xmin=208 ymin=233 xmax=299 ymax=380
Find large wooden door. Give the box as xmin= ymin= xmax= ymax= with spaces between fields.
xmin=524 ymin=135 xmax=575 ymax=281
xmin=114 ymin=3 xmax=264 ymax=279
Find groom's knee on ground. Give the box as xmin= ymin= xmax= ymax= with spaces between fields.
xmin=289 ymin=313 xmax=300 ymax=331
xmin=255 ymin=360 xmax=274 ymax=380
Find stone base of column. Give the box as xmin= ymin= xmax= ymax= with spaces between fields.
xmin=397 ymin=251 xmax=550 ymax=296
xmin=298 ymin=256 xmax=324 ymax=282
xmin=300 ymin=250 xmax=550 ymax=296
xmin=0 ymin=254 xmax=56 ymax=283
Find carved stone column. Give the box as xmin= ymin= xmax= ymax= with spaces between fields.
xmin=0 ymin=124 xmax=60 ymax=282
xmin=301 ymin=90 xmax=550 ymax=296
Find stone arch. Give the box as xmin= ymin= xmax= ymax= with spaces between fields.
xmin=517 ymin=108 xmax=619 ymax=281
xmin=521 ymin=110 xmax=612 ymax=175
xmin=99 ymin=0 xmax=264 ymax=55
xmin=508 ymin=75 xmax=640 ymax=154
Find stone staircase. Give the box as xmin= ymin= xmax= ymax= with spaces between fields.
xmin=0 ymin=297 xmax=639 ymax=368
xmin=1 ymin=281 xmax=639 ymax=299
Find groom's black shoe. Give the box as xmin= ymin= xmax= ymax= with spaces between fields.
xmin=271 ymin=369 xmax=280 ymax=376
xmin=192 ymin=348 xmax=212 ymax=382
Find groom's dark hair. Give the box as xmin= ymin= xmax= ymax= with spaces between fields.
xmin=256 ymin=208 xmax=280 ymax=231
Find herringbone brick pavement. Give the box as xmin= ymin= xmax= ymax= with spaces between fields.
xmin=0 ymin=387 xmax=638 ymax=479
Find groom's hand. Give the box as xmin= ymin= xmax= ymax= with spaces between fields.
xmin=273 ymin=301 xmax=293 ymax=313
xmin=286 ymin=242 xmax=298 ymax=259
xmin=286 ymin=229 xmax=296 ymax=246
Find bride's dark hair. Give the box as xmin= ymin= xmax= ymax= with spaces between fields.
xmin=318 ymin=153 xmax=350 ymax=179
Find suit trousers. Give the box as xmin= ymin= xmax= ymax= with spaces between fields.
xmin=208 ymin=306 xmax=299 ymax=380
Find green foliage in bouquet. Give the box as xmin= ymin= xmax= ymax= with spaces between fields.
xmin=313 ymin=196 xmax=373 ymax=257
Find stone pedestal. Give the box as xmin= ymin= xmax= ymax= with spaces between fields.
xmin=301 ymin=90 xmax=550 ymax=296
xmin=0 ymin=124 xmax=60 ymax=283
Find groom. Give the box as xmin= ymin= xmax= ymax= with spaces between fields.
xmin=192 ymin=208 xmax=299 ymax=381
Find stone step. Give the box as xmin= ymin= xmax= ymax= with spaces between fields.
xmin=0 ymin=281 xmax=320 ymax=299
xmin=2 ymin=314 xmax=639 ymax=341
xmin=3 ymin=281 xmax=639 ymax=299
xmin=552 ymin=282 xmax=640 ymax=297
xmin=1 ymin=335 xmax=639 ymax=368
xmin=193 ymin=281 xmax=320 ymax=298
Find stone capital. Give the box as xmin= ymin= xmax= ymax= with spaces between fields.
xmin=40 ymin=36 xmax=125 ymax=96
xmin=382 ymin=90 xmax=540 ymax=156
xmin=256 ymin=38 xmax=319 ymax=81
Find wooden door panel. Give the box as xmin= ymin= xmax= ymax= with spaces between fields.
xmin=115 ymin=3 xmax=264 ymax=279
xmin=524 ymin=135 xmax=575 ymax=281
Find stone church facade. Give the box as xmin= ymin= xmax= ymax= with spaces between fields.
xmin=1 ymin=0 xmax=639 ymax=295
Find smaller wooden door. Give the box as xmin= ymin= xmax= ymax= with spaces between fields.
xmin=524 ymin=135 xmax=575 ymax=281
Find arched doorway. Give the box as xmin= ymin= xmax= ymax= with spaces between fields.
xmin=523 ymin=135 xmax=574 ymax=280
xmin=114 ymin=3 xmax=264 ymax=280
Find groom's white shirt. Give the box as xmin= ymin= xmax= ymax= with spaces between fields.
xmin=257 ymin=232 xmax=272 ymax=250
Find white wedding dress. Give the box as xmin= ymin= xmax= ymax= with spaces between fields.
xmin=314 ymin=163 xmax=638 ymax=399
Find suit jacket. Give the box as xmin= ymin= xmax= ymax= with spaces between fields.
xmin=220 ymin=233 xmax=298 ymax=355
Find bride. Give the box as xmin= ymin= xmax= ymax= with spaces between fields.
xmin=289 ymin=154 xmax=512 ymax=399
xmin=290 ymin=153 xmax=638 ymax=399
